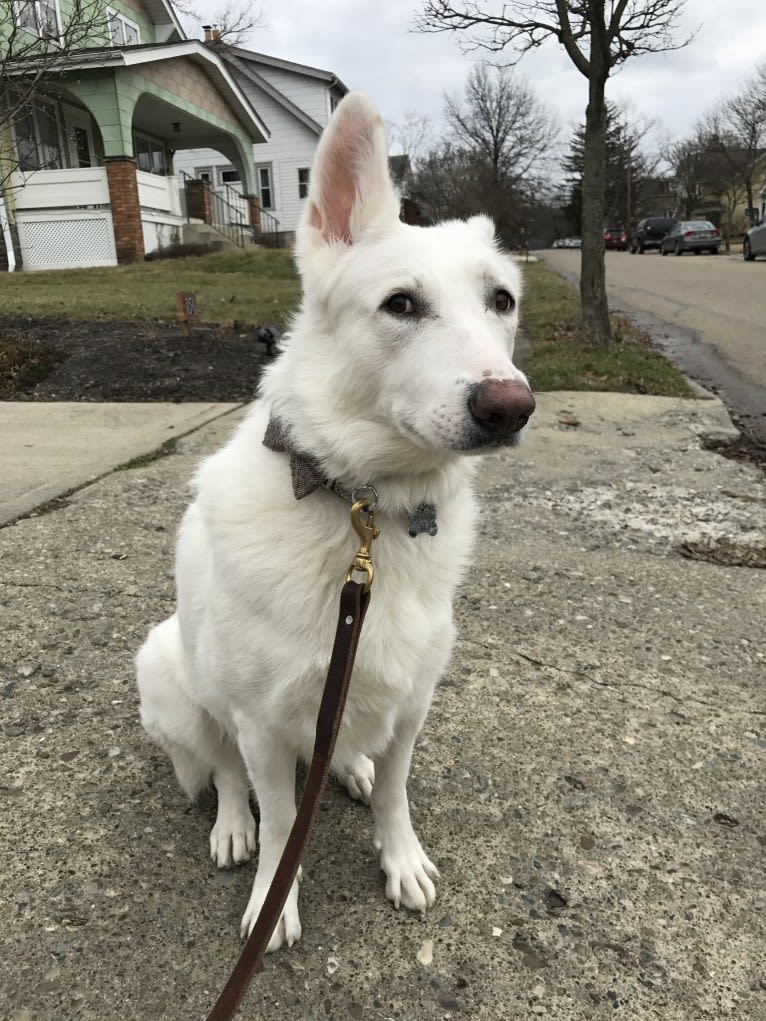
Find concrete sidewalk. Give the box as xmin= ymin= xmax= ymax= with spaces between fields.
xmin=1 ymin=392 xmax=764 ymax=1021
xmin=0 ymin=402 xmax=242 ymax=526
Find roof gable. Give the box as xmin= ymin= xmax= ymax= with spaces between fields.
xmin=226 ymin=46 xmax=348 ymax=92
xmin=214 ymin=45 xmax=348 ymax=136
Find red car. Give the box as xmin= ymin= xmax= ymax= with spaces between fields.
xmin=604 ymin=227 xmax=628 ymax=251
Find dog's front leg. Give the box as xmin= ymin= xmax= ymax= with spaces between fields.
xmin=237 ymin=731 xmax=302 ymax=951
xmin=371 ymin=707 xmax=439 ymax=913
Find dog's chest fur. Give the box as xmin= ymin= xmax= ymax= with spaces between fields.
xmin=175 ymin=404 xmax=477 ymax=762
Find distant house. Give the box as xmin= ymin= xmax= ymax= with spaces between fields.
xmin=172 ymin=45 xmax=349 ymax=242
xmin=0 ymin=1 xmax=269 ymax=270
xmin=637 ymin=176 xmax=677 ymax=220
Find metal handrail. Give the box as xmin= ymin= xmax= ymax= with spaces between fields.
xmin=255 ymin=205 xmax=282 ymax=248
xmin=178 ymin=170 xmax=246 ymax=248
xmin=179 ymin=170 xmax=284 ymax=249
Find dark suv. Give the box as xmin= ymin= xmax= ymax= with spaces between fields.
xmin=629 ymin=217 xmax=675 ymax=253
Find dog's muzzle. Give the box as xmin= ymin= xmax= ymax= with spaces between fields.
xmin=467 ymin=379 xmax=536 ymax=440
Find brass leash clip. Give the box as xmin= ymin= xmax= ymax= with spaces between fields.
xmin=345 ymin=499 xmax=380 ymax=592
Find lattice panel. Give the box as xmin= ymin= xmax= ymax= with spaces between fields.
xmin=17 ymin=216 xmax=116 ymax=270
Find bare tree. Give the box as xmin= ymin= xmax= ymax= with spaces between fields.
xmin=416 ymin=0 xmax=694 ymax=345
xmin=673 ymin=115 xmax=749 ymax=252
xmin=174 ymin=0 xmax=263 ymax=47
xmin=445 ymin=63 xmax=559 ymax=191
xmin=408 ymin=63 xmax=558 ymax=244
xmin=664 ymin=137 xmax=708 ymax=219
xmin=387 ymin=112 xmax=434 ymax=161
xmin=708 ymin=61 xmax=766 ymax=225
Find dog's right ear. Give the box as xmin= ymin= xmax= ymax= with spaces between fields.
xmin=298 ymin=92 xmax=400 ymax=255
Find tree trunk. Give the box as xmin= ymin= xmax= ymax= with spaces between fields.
xmin=579 ymin=67 xmax=612 ymax=345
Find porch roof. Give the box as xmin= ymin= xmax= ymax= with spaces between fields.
xmin=5 ymin=40 xmax=269 ymax=144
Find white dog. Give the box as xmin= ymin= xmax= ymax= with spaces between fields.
xmin=135 ymin=92 xmax=535 ymax=952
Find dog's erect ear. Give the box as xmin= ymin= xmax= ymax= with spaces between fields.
xmin=300 ymin=92 xmax=400 ymax=249
xmin=467 ymin=215 xmax=497 ymax=243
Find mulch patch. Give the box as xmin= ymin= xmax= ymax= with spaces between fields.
xmin=0 ymin=317 xmax=274 ymax=402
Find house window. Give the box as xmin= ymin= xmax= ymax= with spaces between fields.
xmin=15 ymin=0 xmax=62 ymax=40
xmin=257 ymin=165 xmax=273 ymax=209
xmin=329 ymin=94 xmax=339 ymax=113
xmin=219 ymin=167 xmax=241 ymax=185
xmin=194 ymin=167 xmax=213 ymax=183
xmin=133 ymin=132 xmax=166 ymax=175
xmin=298 ymin=168 xmax=310 ymax=199
xmin=13 ymin=102 xmax=63 ymax=171
xmin=106 ymin=7 xmax=140 ymax=45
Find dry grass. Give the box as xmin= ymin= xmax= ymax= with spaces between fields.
xmin=520 ymin=260 xmax=695 ymax=397
xmin=1 ymin=248 xmax=301 ymax=327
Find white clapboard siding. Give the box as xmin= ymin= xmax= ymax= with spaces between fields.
xmin=172 ymin=52 xmax=346 ymax=236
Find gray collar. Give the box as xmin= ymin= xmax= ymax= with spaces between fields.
xmin=263 ymin=414 xmax=438 ymax=537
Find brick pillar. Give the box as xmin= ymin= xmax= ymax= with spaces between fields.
xmin=245 ymin=194 xmax=261 ymax=232
xmin=185 ymin=180 xmax=212 ymax=224
xmin=105 ymin=157 xmax=145 ymax=264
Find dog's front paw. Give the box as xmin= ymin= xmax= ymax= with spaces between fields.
xmin=375 ymin=828 xmax=439 ymax=912
xmin=240 ymin=874 xmax=302 ymax=952
xmin=209 ymin=808 xmax=256 ymax=868
xmin=337 ymin=754 xmax=375 ymax=805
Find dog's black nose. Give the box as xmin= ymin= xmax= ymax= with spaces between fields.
xmin=468 ymin=379 xmax=536 ymax=436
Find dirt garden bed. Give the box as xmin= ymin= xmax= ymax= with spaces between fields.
xmin=0 ymin=317 xmax=274 ymax=402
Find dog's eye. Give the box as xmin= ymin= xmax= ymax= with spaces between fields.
xmin=494 ymin=290 xmax=515 ymax=313
xmin=385 ymin=293 xmax=415 ymax=316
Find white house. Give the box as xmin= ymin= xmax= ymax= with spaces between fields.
xmin=172 ymin=45 xmax=349 ymax=241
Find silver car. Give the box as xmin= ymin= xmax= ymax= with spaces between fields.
xmin=743 ymin=219 xmax=766 ymax=261
xmin=659 ymin=220 xmax=721 ymax=256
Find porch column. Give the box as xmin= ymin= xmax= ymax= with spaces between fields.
xmin=185 ymin=180 xmax=212 ymax=224
xmin=245 ymin=194 xmax=261 ymax=232
xmin=105 ymin=157 xmax=145 ymax=264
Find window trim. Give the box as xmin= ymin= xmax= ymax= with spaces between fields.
xmin=218 ymin=166 xmax=241 ymax=187
xmin=106 ymin=6 xmax=141 ymax=46
xmin=14 ymin=0 xmax=63 ymax=44
xmin=257 ymin=164 xmax=273 ymax=210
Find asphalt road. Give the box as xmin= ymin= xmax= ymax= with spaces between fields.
xmin=537 ymin=248 xmax=766 ymax=447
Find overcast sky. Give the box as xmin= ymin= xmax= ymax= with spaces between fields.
xmin=192 ymin=0 xmax=766 ymax=156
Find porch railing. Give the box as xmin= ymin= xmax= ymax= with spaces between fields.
xmin=179 ymin=172 xmax=283 ymax=249
xmin=253 ymin=203 xmax=282 ymax=249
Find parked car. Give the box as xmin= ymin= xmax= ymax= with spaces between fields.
xmin=565 ymin=236 xmax=582 ymax=249
xmin=604 ymin=227 xmax=628 ymax=251
xmin=629 ymin=217 xmax=675 ymax=253
xmin=743 ymin=218 xmax=766 ymax=260
xmin=659 ymin=220 xmax=720 ymax=256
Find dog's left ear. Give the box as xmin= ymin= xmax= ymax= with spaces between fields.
xmin=299 ymin=92 xmax=400 ymax=251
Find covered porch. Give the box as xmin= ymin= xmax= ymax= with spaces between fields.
xmin=3 ymin=41 xmax=269 ymax=270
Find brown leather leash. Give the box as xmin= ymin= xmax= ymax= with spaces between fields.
xmin=205 ymin=499 xmax=379 ymax=1021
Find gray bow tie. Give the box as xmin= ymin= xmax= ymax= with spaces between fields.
xmin=262 ymin=414 xmax=438 ymax=537
xmin=262 ymin=415 xmax=326 ymax=500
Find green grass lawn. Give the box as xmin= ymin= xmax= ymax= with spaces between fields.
xmin=0 ymin=248 xmax=301 ymax=327
xmin=520 ymin=259 xmax=695 ymax=397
